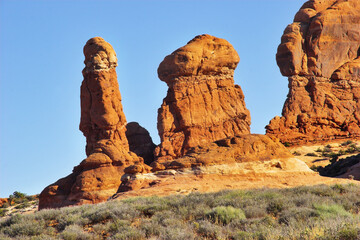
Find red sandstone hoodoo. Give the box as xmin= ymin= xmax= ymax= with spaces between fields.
xmin=38 ymin=37 xmax=149 ymax=209
xmin=154 ymin=34 xmax=251 ymax=162
xmin=266 ymin=0 xmax=360 ymax=144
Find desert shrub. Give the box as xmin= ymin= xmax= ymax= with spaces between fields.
xmin=56 ymin=212 xmax=87 ymax=231
xmin=331 ymin=184 xmax=347 ymax=194
xmin=1 ymin=202 xmax=10 ymax=209
xmin=35 ymin=208 xmax=61 ymax=221
xmin=60 ymin=224 xmax=94 ymax=240
xmin=315 ymin=148 xmax=322 ymax=152
xmin=323 ymin=146 xmax=332 ymax=153
xmin=283 ymin=142 xmax=290 ymax=147
xmin=338 ymin=149 xmax=346 ymax=156
xmin=266 ymin=201 xmax=284 ymax=216
xmin=15 ymin=201 xmax=31 ymax=209
xmin=341 ymin=140 xmax=353 ymax=146
xmin=278 ymin=207 xmax=318 ymax=225
xmin=109 ymin=226 xmax=145 ymax=240
xmin=2 ymin=219 xmax=45 ymax=237
xmin=346 ymin=144 xmax=360 ymax=154
xmin=314 ymin=204 xmax=351 ymax=219
xmin=335 ymin=225 xmax=360 ymax=240
xmin=0 ymin=209 xmax=7 ymax=217
xmin=305 ymin=152 xmax=318 ymax=157
xmin=292 ymin=151 xmax=301 ymax=156
xmin=205 ymin=206 xmax=246 ymax=225
xmin=196 ymin=220 xmax=224 ymax=239
xmin=140 ymin=218 xmax=162 ymax=237
xmin=307 ymin=185 xmax=335 ymax=197
xmin=310 ymin=165 xmax=319 ymax=172
xmin=243 ymin=206 xmax=267 ymax=219
xmin=158 ymin=222 xmax=195 ymax=240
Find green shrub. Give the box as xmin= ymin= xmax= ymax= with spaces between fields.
xmin=341 ymin=140 xmax=353 ymax=146
xmin=0 ymin=209 xmax=7 ymax=217
xmin=206 ymin=206 xmax=246 ymax=224
xmin=283 ymin=142 xmax=290 ymax=147
xmin=336 ymin=225 xmax=360 ymax=240
xmin=314 ymin=204 xmax=351 ymax=219
xmin=305 ymin=152 xmax=318 ymax=157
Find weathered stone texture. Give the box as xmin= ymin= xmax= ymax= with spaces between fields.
xmin=155 ymin=34 xmax=251 ymax=161
xmin=266 ymin=0 xmax=360 ymax=144
xmin=39 ymin=37 xmax=144 ymax=209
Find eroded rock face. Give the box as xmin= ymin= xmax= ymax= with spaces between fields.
xmin=155 ymin=34 xmax=251 ymax=161
xmin=39 ymin=37 xmax=144 ymax=209
xmin=266 ymin=0 xmax=360 ymax=144
xmin=117 ymin=134 xmax=308 ymax=193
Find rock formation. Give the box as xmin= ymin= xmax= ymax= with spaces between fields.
xmin=266 ymin=0 xmax=360 ymax=144
xmin=154 ymin=34 xmax=251 ymax=161
xmin=39 ymin=37 xmax=147 ymax=209
xmin=116 ymin=134 xmax=316 ymax=195
xmin=126 ymin=122 xmax=156 ymax=165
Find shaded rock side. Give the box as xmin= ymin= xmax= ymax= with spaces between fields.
xmin=155 ymin=34 xmax=251 ymax=161
xmin=39 ymin=37 xmax=145 ymax=209
xmin=126 ymin=122 xmax=156 ymax=165
xmin=266 ymin=0 xmax=360 ymax=144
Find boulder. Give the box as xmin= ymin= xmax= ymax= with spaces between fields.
xmin=155 ymin=34 xmax=251 ymax=161
xmin=266 ymin=0 xmax=360 ymax=144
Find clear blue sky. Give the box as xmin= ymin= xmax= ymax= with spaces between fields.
xmin=0 ymin=0 xmax=304 ymax=197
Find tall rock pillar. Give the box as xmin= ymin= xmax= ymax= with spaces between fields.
xmin=155 ymin=34 xmax=251 ymax=162
xmin=39 ymin=37 xmax=143 ymax=209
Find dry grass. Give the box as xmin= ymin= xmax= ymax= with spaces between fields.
xmin=1 ymin=184 xmax=360 ymax=239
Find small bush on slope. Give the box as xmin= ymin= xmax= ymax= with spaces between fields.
xmin=1 ymin=184 xmax=360 ymax=239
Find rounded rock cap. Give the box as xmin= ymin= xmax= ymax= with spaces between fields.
xmin=158 ymin=34 xmax=240 ymax=84
xmin=83 ymin=37 xmax=118 ymax=72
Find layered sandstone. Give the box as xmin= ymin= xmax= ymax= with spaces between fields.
xmin=266 ymin=0 xmax=360 ymax=144
xmin=154 ymin=34 xmax=251 ymax=161
xmin=39 ymin=37 xmax=145 ymax=209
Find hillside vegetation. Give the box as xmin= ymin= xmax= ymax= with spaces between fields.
xmin=1 ymin=184 xmax=360 ymax=239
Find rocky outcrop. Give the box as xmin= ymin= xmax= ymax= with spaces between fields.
xmin=126 ymin=122 xmax=156 ymax=165
xmin=116 ymin=134 xmax=315 ymax=194
xmin=39 ymin=37 xmax=146 ymax=209
xmin=154 ymin=34 xmax=251 ymax=161
xmin=152 ymin=134 xmax=292 ymax=171
xmin=266 ymin=0 xmax=360 ymax=144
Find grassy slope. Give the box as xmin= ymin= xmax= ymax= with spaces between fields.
xmin=1 ymin=184 xmax=360 ymax=240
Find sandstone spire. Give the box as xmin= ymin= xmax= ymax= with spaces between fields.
xmin=39 ymin=37 xmax=145 ymax=209
xmin=154 ymin=34 xmax=251 ymax=161
xmin=266 ymin=0 xmax=360 ymax=144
